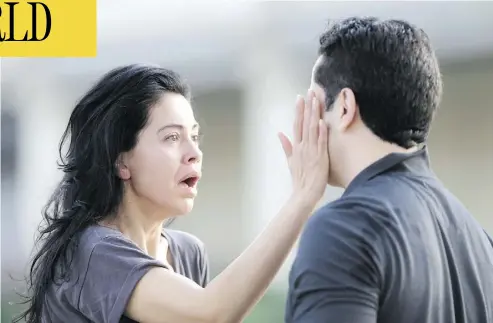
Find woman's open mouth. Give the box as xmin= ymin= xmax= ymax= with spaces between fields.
xmin=180 ymin=176 xmax=199 ymax=188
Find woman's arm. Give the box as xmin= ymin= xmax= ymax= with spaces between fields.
xmin=126 ymin=93 xmax=329 ymax=323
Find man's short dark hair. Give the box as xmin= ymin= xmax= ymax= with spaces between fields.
xmin=315 ymin=17 xmax=443 ymax=148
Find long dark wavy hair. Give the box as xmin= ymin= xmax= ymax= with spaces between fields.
xmin=14 ymin=64 xmax=190 ymax=323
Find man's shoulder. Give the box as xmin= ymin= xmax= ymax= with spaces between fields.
xmin=308 ymin=195 xmax=396 ymax=233
xmin=292 ymin=196 xmax=388 ymax=289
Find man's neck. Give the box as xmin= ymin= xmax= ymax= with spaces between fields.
xmin=338 ymin=140 xmax=417 ymax=189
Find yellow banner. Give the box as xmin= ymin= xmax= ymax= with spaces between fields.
xmin=0 ymin=0 xmax=97 ymax=57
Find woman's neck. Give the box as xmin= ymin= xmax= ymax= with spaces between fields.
xmin=107 ymin=191 xmax=174 ymax=257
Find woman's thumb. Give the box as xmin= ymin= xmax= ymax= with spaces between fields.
xmin=278 ymin=132 xmax=293 ymax=158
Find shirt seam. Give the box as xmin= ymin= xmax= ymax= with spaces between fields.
xmin=76 ymin=239 xmax=98 ymax=311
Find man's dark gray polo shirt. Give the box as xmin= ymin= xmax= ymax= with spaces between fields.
xmin=286 ymin=147 xmax=493 ymax=323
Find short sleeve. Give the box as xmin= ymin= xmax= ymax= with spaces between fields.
xmin=165 ymin=229 xmax=210 ymax=288
xmin=286 ymin=201 xmax=384 ymax=323
xmin=485 ymin=229 xmax=493 ymax=247
xmin=198 ymin=240 xmax=210 ymax=287
xmin=78 ymin=235 xmax=166 ymax=323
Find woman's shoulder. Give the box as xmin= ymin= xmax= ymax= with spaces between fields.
xmin=79 ymin=224 xmax=132 ymax=249
xmin=76 ymin=225 xmax=149 ymax=266
xmin=164 ymin=229 xmax=206 ymax=254
xmin=164 ymin=229 xmax=210 ymax=286
xmin=70 ymin=226 xmax=166 ymax=322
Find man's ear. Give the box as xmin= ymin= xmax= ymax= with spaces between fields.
xmin=116 ymin=154 xmax=131 ymax=180
xmin=336 ymin=88 xmax=358 ymax=132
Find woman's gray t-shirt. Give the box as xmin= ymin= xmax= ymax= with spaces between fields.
xmin=42 ymin=225 xmax=210 ymax=323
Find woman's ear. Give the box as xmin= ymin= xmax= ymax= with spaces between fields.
xmin=116 ymin=154 xmax=131 ymax=180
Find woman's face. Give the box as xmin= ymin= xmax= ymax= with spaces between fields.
xmin=119 ymin=92 xmax=202 ymax=217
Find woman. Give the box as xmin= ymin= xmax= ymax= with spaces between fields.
xmin=16 ymin=64 xmax=328 ymax=323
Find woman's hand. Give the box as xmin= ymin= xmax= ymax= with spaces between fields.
xmin=278 ymin=91 xmax=329 ymax=207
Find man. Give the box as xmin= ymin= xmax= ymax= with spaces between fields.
xmin=285 ymin=17 xmax=493 ymax=323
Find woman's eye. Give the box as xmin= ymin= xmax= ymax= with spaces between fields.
xmin=166 ymin=134 xmax=180 ymax=142
xmin=192 ymin=133 xmax=203 ymax=143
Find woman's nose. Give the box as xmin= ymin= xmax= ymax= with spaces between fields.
xmin=182 ymin=144 xmax=202 ymax=165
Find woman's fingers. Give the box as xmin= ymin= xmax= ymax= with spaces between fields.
xmin=287 ymin=91 xmax=327 ymax=159
xmin=293 ymin=95 xmax=304 ymax=143
xmin=318 ymin=119 xmax=328 ymax=155
xmin=308 ymin=96 xmax=320 ymax=145
xmin=302 ymin=91 xmax=313 ymax=142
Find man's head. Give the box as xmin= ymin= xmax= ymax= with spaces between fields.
xmin=310 ymin=17 xmax=443 ymax=186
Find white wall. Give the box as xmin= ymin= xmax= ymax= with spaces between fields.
xmin=428 ymin=58 xmax=493 ymax=233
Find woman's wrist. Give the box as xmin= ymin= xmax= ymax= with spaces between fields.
xmin=287 ymin=191 xmax=318 ymax=216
